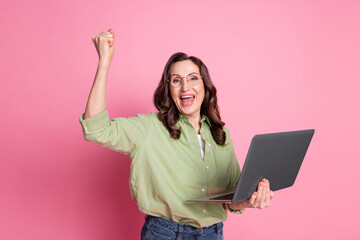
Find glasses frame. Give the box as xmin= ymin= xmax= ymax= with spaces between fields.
xmin=167 ymin=73 xmax=203 ymax=88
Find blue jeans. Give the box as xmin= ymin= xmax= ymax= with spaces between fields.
xmin=141 ymin=215 xmax=224 ymax=240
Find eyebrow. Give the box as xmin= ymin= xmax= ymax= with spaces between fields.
xmin=170 ymin=72 xmax=199 ymax=77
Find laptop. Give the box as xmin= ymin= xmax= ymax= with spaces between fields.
xmin=187 ymin=129 xmax=315 ymax=203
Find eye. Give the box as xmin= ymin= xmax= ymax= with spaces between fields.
xmin=189 ymin=75 xmax=199 ymax=81
xmin=172 ymin=78 xmax=181 ymax=83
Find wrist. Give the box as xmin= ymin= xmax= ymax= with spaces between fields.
xmin=228 ymin=202 xmax=246 ymax=210
xmin=224 ymin=203 xmax=246 ymax=214
xmin=98 ymin=59 xmax=112 ymax=68
xmin=227 ymin=203 xmax=236 ymax=211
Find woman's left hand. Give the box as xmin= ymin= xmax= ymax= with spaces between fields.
xmin=227 ymin=178 xmax=274 ymax=210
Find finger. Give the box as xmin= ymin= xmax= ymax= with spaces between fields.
xmin=108 ymin=28 xmax=115 ymax=38
xmin=249 ymin=192 xmax=257 ymax=206
xmin=100 ymin=31 xmax=113 ymax=36
xmin=254 ymin=181 xmax=263 ymax=208
xmin=99 ymin=36 xmax=111 ymax=44
xmin=99 ymin=30 xmax=114 ymax=38
xmin=270 ymin=191 xmax=274 ymax=200
xmin=103 ymin=34 xmax=114 ymax=40
xmin=98 ymin=34 xmax=114 ymax=43
xmin=108 ymin=38 xmax=114 ymax=47
xmin=265 ymin=180 xmax=271 ymax=207
xmin=259 ymin=179 xmax=267 ymax=209
xmin=104 ymin=33 xmax=114 ymax=38
xmin=92 ymin=36 xmax=99 ymax=45
xmin=99 ymin=33 xmax=113 ymax=40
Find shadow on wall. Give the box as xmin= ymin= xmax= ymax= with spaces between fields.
xmin=75 ymin=146 xmax=144 ymax=240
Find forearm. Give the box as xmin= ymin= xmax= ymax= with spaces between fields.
xmin=84 ymin=60 xmax=111 ymax=119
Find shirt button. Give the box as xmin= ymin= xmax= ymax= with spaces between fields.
xmin=205 ymin=166 xmax=209 ymax=170
xmin=203 ymin=209 xmax=207 ymax=213
xmin=201 ymin=188 xmax=205 ymax=192
xmin=207 ymin=143 xmax=211 ymax=147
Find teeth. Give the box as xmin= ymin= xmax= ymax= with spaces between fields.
xmin=181 ymin=96 xmax=194 ymax=99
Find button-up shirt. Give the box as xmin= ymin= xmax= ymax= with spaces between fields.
xmin=79 ymin=109 xmax=244 ymax=228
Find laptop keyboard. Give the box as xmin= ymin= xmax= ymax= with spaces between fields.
xmin=210 ymin=193 xmax=234 ymax=200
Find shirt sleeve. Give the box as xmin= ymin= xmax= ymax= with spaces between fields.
xmin=223 ymin=127 xmax=246 ymax=214
xmin=79 ymin=108 xmax=149 ymax=155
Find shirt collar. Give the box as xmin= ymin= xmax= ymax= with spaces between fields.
xmin=178 ymin=114 xmax=212 ymax=127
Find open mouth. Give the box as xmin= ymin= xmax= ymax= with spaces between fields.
xmin=180 ymin=94 xmax=195 ymax=106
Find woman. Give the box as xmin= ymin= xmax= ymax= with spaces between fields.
xmin=80 ymin=28 xmax=274 ymax=240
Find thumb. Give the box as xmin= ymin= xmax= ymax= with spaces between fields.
xmin=108 ymin=28 xmax=115 ymax=38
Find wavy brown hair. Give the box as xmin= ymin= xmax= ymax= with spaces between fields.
xmin=154 ymin=52 xmax=226 ymax=145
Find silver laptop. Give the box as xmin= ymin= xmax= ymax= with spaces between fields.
xmin=187 ymin=129 xmax=315 ymax=203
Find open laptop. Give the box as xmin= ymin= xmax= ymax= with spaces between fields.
xmin=187 ymin=129 xmax=315 ymax=203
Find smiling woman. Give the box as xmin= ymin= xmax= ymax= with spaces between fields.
xmin=154 ymin=53 xmax=227 ymax=146
xmin=80 ymin=29 xmax=273 ymax=240
xmin=169 ymin=61 xmax=205 ymax=133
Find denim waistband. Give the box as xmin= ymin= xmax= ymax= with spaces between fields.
xmin=144 ymin=215 xmax=223 ymax=235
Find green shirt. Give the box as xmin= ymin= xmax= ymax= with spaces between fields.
xmin=79 ymin=109 xmax=244 ymax=227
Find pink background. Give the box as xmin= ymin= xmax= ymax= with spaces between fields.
xmin=1 ymin=0 xmax=359 ymax=239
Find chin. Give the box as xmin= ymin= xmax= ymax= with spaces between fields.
xmin=180 ymin=108 xmax=198 ymax=117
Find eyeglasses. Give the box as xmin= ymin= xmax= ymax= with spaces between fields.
xmin=168 ymin=73 xmax=202 ymax=88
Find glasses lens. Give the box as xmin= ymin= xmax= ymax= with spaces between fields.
xmin=187 ymin=74 xmax=201 ymax=85
xmin=170 ymin=76 xmax=181 ymax=87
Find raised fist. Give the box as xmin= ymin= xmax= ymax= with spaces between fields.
xmin=92 ymin=28 xmax=115 ymax=61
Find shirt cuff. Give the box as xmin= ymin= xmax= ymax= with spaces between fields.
xmin=223 ymin=203 xmax=246 ymax=214
xmin=79 ymin=108 xmax=110 ymax=135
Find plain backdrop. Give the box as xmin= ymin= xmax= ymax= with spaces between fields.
xmin=1 ymin=0 xmax=359 ymax=239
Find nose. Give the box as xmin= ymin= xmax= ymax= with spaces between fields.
xmin=180 ymin=78 xmax=191 ymax=91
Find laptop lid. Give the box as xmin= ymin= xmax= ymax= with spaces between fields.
xmin=231 ymin=129 xmax=315 ymax=203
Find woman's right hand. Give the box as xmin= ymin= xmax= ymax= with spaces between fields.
xmin=92 ymin=28 xmax=115 ymax=63
xmin=227 ymin=178 xmax=274 ymax=210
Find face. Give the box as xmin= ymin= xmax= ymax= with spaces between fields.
xmin=169 ymin=60 xmax=205 ymax=119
